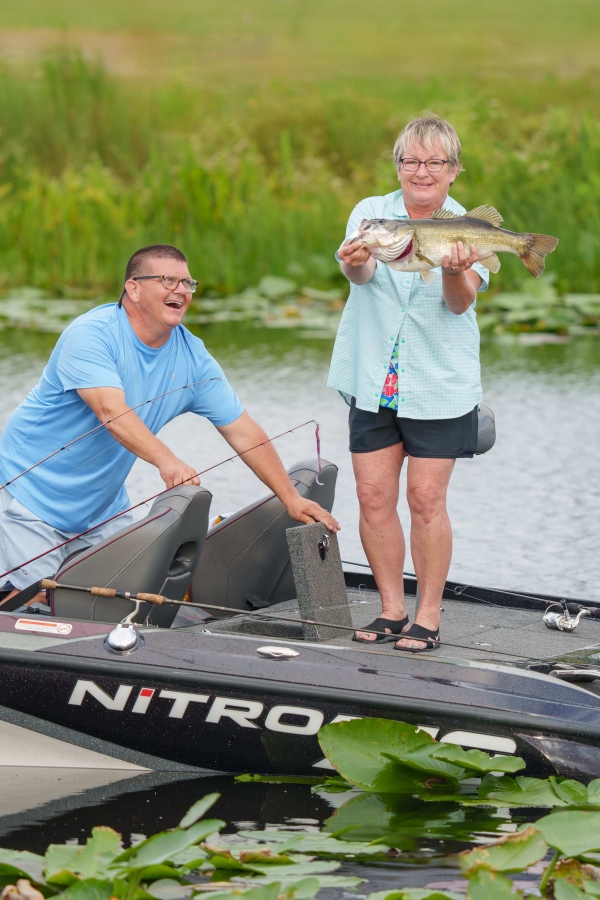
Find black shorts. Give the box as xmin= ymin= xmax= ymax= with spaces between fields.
xmin=349 ymin=399 xmax=478 ymax=459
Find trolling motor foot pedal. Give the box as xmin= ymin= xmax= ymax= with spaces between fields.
xmin=286 ymin=522 xmax=352 ymax=642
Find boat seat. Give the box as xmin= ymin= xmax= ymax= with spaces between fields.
xmin=50 ymin=485 xmax=212 ymax=626
xmin=191 ymin=458 xmax=337 ymax=615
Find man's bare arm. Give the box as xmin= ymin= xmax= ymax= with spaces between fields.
xmin=77 ymin=387 xmax=200 ymax=488
xmin=217 ymin=411 xmax=340 ymax=532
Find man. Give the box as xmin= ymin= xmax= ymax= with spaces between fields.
xmin=0 ymin=244 xmax=339 ymax=602
xmin=327 ymin=114 xmax=488 ymax=652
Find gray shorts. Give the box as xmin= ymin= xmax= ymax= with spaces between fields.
xmin=0 ymin=488 xmax=133 ymax=591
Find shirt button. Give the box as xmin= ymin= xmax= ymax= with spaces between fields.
xmin=400 ymin=308 xmax=405 ymax=312
xmin=401 ymin=368 xmax=405 ymax=373
xmin=401 ymin=339 xmax=406 ymax=344
xmin=401 ymin=398 xmax=406 ymax=402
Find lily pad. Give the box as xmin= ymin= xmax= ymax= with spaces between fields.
xmin=121 ymin=820 xmax=224 ymax=870
xmin=550 ymin=778 xmax=589 ymax=806
xmin=466 ymin=869 xmax=523 ymax=899
xmin=179 ymin=794 xmax=220 ymax=829
xmin=536 ymin=811 xmax=600 ymax=856
xmin=429 ymin=746 xmax=525 ymax=775
xmin=366 ymin=890 xmax=463 ymax=900
xmin=45 ymin=828 xmax=123 ymax=882
xmin=59 ymin=879 xmax=118 ymax=900
xmin=381 ymin=749 xmax=465 ymax=780
xmin=477 ymin=774 xmax=570 ymax=808
xmin=318 ymin=719 xmax=456 ymax=792
xmin=459 ymin=826 xmax=548 ymax=874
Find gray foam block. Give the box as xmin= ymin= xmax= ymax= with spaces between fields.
xmin=286 ymin=523 xmax=352 ymax=641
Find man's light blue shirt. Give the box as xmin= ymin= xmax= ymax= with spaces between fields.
xmin=0 ymin=304 xmax=244 ymax=533
xmin=327 ymin=190 xmax=489 ymax=420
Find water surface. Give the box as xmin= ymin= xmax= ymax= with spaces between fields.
xmin=0 ymin=325 xmax=598 ymax=600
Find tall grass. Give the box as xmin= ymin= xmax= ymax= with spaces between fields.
xmin=0 ymin=53 xmax=598 ymax=295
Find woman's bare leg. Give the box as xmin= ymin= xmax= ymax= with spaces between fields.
xmin=352 ymin=442 xmax=408 ymax=640
xmin=395 ymin=456 xmax=455 ymax=650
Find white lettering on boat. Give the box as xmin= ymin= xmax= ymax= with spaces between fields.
xmin=131 ymin=688 xmax=156 ymax=714
xmin=159 ymin=690 xmax=209 ymax=719
xmin=66 ymin=680 xmax=518 ymax=754
xmin=205 ymin=698 xmax=263 ymax=729
xmin=68 ymin=680 xmax=133 ymax=710
xmin=264 ymin=705 xmax=324 ymax=735
xmin=440 ymin=730 xmax=517 ymax=755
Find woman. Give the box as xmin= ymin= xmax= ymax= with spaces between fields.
xmin=327 ymin=113 xmax=489 ymax=652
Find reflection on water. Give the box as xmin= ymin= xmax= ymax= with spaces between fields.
xmin=0 ymin=323 xmax=598 ymax=600
xmin=0 ymin=768 xmax=534 ymax=894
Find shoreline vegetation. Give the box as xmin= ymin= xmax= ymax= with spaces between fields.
xmin=0 ymin=1 xmax=599 ymax=332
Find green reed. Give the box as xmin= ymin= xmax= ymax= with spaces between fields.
xmin=0 ymin=53 xmax=598 ymax=295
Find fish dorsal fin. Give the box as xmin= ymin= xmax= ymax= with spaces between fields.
xmin=466 ymin=205 xmax=503 ymax=227
xmin=431 ymin=207 xmax=461 ymax=220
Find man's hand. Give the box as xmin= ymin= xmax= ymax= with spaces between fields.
xmin=217 ymin=412 xmax=341 ymax=533
xmin=157 ymin=452 xmax=200 ymax=489
xmin=285 ymin=495 xmax=340 ymax=533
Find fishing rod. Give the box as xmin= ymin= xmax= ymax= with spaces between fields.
xmin=0 ymin=378 xmax=224 ymax=493
xmin=39 ymin=578 xmax=595 ymax=665
xmin=0 ymin=418 xmax=323 ymax=581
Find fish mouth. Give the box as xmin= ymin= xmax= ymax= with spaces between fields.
xmin=394 ymin=240 xmax=413 ymax=261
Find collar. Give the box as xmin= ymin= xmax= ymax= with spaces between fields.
xmin=391 ymin=189 xmax=459 ymax=219
xmin=392 ymin=190 xmax=409 ymax=219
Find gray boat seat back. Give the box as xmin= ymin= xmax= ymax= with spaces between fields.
xmin=191 ymin=458 xmax=337 ymax=615
xmin=51 ymin=486 xmax=212 ymax=626
xmin=477 ymin=404 xmax=496 ymax=455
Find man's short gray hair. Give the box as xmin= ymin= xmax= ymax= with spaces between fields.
xmin=393 ymin=113 xmax=463 ymax=171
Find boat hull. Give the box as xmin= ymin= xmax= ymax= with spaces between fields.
xmin=2 ymin=626 xmax=600 ymax=779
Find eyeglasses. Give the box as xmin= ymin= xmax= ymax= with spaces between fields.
xmin=400 ymin=158 xmax=449 ymax=173
xmin=132 ymin=275 xmax=199 ymax=293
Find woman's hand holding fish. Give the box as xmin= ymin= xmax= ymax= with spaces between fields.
xmin=339 ymin=240 xmax=372 ymax=267
xmin=441 ymin=242 xmax=482 ymax=314
xmin=338 ymin=240 xmax=376 ymax=285
xmin=441 ymin=240 xmax=479 ymax=275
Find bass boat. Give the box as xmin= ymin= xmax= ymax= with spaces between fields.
xmin=1 ymin=457 xmax=600 ymax=780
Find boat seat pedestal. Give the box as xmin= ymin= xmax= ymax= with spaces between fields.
xmin=287 ymin=522 xmax=352 ymax=642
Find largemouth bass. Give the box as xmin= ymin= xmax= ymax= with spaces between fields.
xmin=348 ymin=205 xmax=558 ymax=283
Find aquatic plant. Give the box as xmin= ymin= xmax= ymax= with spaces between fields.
xmin=0 ymin=47 xmax=599 ymax=296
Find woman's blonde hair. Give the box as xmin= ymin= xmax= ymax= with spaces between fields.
xmin=393 ymin=113 xmax=463 ymax=171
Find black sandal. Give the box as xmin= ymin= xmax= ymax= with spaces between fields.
xmin=352 ymin=615 xmax=409 ymax=644
xmin=394 ymin=623 xmax=440 ymax=653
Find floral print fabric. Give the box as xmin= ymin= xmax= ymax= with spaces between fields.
xmin=380 ymin=338 xmax=399 ymax=410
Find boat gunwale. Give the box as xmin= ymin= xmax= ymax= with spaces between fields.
xmin=2 ymin=644 xmax=600 ymax=742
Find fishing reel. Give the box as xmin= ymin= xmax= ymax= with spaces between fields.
xmin=543 ymin=600 xmax=590 ymax=632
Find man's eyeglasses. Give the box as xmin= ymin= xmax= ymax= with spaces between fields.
xmin=132 ymin=274 xmax=199 ymax=293
xmin=400 ymin=158 xmax=449 ymax=173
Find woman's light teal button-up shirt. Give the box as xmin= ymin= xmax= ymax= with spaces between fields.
xmin=327 ymin=190 xmax=489 ymax=420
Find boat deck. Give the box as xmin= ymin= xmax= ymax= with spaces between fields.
xmin=177 ymin=585 xmax=600 ymax=667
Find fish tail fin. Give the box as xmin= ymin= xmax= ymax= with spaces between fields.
xmin=519 ymin=233 xmax=559 ymax=277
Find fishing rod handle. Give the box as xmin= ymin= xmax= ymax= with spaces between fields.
xmin=135 ymin=592 xmax=166 ymax=604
